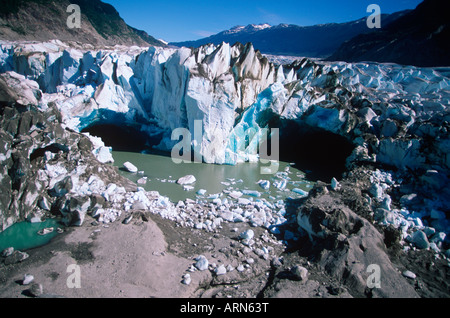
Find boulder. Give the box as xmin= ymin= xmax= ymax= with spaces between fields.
xmin=22 ymin=274 xmax=35 ymax=285
xmin=194 ymin=255 xmax=209 ymax=271
xmin=297 ymin=184 xmax=419 ymax=298
xmin=4 ymin=250 xmax=29 ymax=265
xmin=291 ymin=265 xmax=308 ymax=281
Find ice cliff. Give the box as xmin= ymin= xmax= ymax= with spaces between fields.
xmin=2 ymin=40 xmax=449 ymax=169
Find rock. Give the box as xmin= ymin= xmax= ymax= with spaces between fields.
xmin=194 ymin=255 xmax=209 ymax=271
xmin=297 ymin=188 xmax=419 ymax=298
xmin=271 ymin=257 xmax=283 ymax=268
xmin=291 ymin=265 xmax=308 ymax=281
xmin=1 ymin=247 xmax=14 ymax=257
xmin=402 ymin=270 xmax=417 ymax=280
xmin=122 ymin=215 xmax=133 ymax=224
xmin=4 ymin=250 xmax=29 ymax=265
xmin=215 ymin=265 xmax=227 ymax=276
xmin=38 ymin=197 xmax=51 ymax=211
xmin=0 ymin=72 xmax=41 ymax=106
xmin=181 ymin=274 xmax=191 ymax=285
xmin=28 ymin=283 xmax=44 ymax=297
xmin=123 ymin=161 xmax=138 ymax=173
xmin=22 ymin=274 xmax=34 ymax=285
xmin=69 ymin=196 xmax=91 ymax=214
xmin=50 ymin=176 xmax=73 ymax=198
xmin=176 ymin=175 xmax=196 ymax=185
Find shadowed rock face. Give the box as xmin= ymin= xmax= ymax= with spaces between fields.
xmin=0 ymin=0 xmax=165 ymax=47
xmin=328 ymin=0 xmax=450 ymax=67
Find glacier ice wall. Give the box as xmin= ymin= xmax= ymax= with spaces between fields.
xmin=1 ymin=40 xmax=449 ymax=173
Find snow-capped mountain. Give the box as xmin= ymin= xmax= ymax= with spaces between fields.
xmin=170 ymin=12 xmax=409 ymax=58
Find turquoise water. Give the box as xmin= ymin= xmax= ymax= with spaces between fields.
xmin=112 ymin=151 xmax=315 ymax=203
xmin=0 ymin=218 xmax=62 ymax=252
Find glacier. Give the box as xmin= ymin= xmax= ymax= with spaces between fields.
xmin=1 ymin=39 xmax=449 ymax=173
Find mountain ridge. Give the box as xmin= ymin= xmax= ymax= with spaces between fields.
xmin=327 ymin=0 xmax=450 ymax=67
xmin=0 ymin=0 xmax=165 ymax=47
xmin=170 ymin=11 xmax=410 ymax=58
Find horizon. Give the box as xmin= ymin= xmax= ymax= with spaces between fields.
xmin=103 ymin=0 xmax=423 ymax=43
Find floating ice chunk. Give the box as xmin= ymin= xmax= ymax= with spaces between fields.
xmin=183 ymin=185 xmax=194 ymax=191
xmin=137 ymin=177 xmax=147 ymax=185
xmin=228 ymin=191 xmax=243 ymax=199
xmin=176 ymin=175 xmax=196 ymax=185
xmin=196 ymin=189 xmax=207 ymax=196
xmin=292 ymin=188 xmax=308 ymax=197
xmin=273 ymin=180 xmax=287 ymax=190
xmin=257 ymin=180 xmax=270 ymax=190
xmin=123 ymin=162 xmax=138 ymax=173
xmin=243 ymin=190 xmax=261 ymax=197
xmin=238 ymin=198 xmax=252 ymax=205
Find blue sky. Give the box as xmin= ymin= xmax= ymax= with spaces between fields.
xmin=103 ymin=0 xmax=423 ymax=43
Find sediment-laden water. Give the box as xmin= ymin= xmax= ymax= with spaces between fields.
xmin=112 ymin=151 xmax=315 ymax=204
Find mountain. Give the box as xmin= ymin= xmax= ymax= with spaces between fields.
xmin=170 ymin=12 xmax=409 ymax=58
xmin=0 ymin=0 xmax=165 ymax=47
xmin=328 ymin=0 xmax=450 ymax=67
